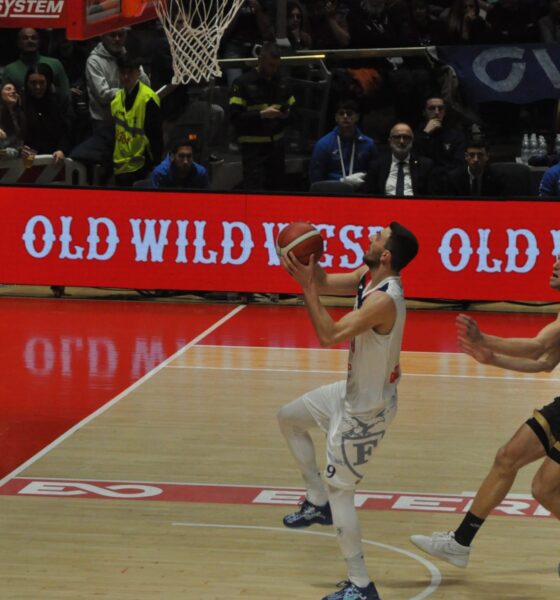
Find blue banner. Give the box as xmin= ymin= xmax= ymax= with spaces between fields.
xmin=437 ymin=44 xmax=560 ymax=104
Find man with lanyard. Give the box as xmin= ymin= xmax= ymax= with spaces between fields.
xmin=111 ymin=54 xmax=162 ymax=187
xmin=309 ymin=100 xmax=377 ymax=188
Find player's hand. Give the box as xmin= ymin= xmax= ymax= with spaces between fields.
xmin=459 ymin=336 xmax=494 ymax=365
xmin=456 ymin=313 xmax=484 ymax=347
xmin=281 ymin=251 xmax=316 ymax=289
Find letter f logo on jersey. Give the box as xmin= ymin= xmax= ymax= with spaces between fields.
xmin=341 ymin=416 xmax=386 ymax=475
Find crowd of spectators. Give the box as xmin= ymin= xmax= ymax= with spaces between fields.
xmin=0 ymin=0 xmax=559 ymax=196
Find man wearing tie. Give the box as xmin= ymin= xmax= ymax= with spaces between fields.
xmin=444 ymin=139 xmax=505 ymax=197
xmin=362 ymin=123 xmax=435 ymax=196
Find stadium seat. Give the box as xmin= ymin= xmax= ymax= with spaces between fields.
xmin=490 ymin=162 xmax=535 ymax=197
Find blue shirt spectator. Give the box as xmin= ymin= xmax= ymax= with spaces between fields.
xmin=539 ymin=162 xmax=560 ymax=196
xmin=309 ymin=100 xmax=377 ymax=186
xmin=151 ymin=141 xmax=209 ymax=190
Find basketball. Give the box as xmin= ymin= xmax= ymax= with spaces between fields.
xmin=276 ymin=222 xmax=324 ymax=265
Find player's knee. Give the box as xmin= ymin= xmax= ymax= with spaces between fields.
xmin=531 ymin=476 xmax=550 ymax=506
xmin=276 ymin=405 xmax=290 ymax=427
xmin=494 ymin=444 xmax=521 ymax=473
xmin=531 ymin=473 xmax=558 ymax=506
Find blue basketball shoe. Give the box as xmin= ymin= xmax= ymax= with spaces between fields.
xmin=282 ymin=498 xmax=333 ymax=528
xmin=322 ymin=580 xmax=381 ymax=600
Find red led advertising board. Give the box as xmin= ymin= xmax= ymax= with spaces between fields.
xmin=0 ymin=186 xmax=558 ymax=302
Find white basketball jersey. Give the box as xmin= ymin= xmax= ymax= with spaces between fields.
xmin=345 ymin=272 xmax=406 ymax=414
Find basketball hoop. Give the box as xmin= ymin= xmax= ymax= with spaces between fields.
xmin=154 ymin=0 xmax=246 ymax=84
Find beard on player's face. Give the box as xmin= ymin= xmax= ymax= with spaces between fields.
xmin=363 ymin=247 xmax=382 ymax=268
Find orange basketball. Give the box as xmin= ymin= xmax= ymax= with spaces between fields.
xmin=276 ymin=222 xmax=324 ymax=265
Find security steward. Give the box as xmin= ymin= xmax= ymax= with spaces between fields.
xmin=111 ymin=54 xmax=163 ymax=187
xmin=229 ymin=42 xmax=296 ymax=191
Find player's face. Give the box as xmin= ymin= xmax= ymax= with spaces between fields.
xmin=364 ymin=227 xmax=391 ymax=268
xmin=550 ymin=257 xmax=560 ymax=290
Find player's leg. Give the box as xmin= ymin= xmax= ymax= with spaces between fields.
xmin=531 ymin=456 xmax=560 ymax=518
xmin=466 ymin=422 xmax=545 ymax=519
xmin=277 ymin=383 xmax=343 ymax=526
xmin=411 ymin=421 xmax=546 ymax=567
xmin=321 ymin=403 xmax=396 ymax=600
xmin=530 ymin=404 xmax=560 ymax=519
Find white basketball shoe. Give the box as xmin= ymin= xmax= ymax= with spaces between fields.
xmin=410 ymin=531 xmax=470 ymax=568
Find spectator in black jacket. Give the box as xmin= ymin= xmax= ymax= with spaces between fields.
xmin=414 ymin=96 xmax=465 ymax=176
xmin=22 ymin=63 xmax=72 ymax=165
xmin=443 ymin=139 xmax=505 ymax=197
xmin=229 ymin=42 xmax=296 ymax=191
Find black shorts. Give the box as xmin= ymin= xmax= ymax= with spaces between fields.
xmin=526 ymin=396 xmax=560 ymax=464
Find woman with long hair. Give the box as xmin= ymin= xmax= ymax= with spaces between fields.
xmin=0 ymin=82 xmax=26 ymax=159
xmin=22 ymin=62 xmax=72 ymax=164
xmin=445 ymin=0 xmax=490 ymax=44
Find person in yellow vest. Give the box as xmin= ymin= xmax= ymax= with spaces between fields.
xmin=111 ymin=54 xmax=163 ymax=187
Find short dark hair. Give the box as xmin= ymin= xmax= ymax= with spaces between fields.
xmin=116 ymin=53 xmax=142 ymax=71
xmin=169 ymin=138 xmax=198 ymax=154
xmin=465 ymin=137 xmax=488 ymax=152
xmin=335 ymin=99 xmax=359 ymax=114
xmin=386 ymin=222 xmax=419 ymax=272
xmin=170 ymin=134 xmax=198 ymax=154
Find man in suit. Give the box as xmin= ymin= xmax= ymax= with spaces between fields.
xmin=362 ymin=122 xmax=434 ymax=196
xmin=444 ymin=139 xmax=505 ymax=197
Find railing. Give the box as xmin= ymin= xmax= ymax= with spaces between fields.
xmin=0 ymin=156 xmax=88 ymax=186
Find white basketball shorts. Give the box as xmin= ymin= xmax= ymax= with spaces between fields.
xmin=302 ymin=380 xmax=397 ymax=490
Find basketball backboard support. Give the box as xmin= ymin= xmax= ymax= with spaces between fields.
xmin=0 ymin=1 xmax=160 ymax=40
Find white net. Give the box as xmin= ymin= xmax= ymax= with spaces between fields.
xmin=155 ymin=0 xmax=246 ymax=84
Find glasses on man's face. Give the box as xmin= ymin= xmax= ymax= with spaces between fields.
xmin=390 ymin=134 xmax=412 ymax=141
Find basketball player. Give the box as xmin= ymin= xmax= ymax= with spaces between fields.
xmin=410 ymin=257 xmax=560 ymax=569
xmin=278 ymin=222 xmax=419 ymax=600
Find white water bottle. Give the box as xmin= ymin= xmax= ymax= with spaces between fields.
xmin=529 ymin=133 xmax=538 ymax=160
xmin=555 ymin=133 xmax=560 ymax=156
xmin=537 ymin=135 xmax=547 ymax=159
xmin=521 ymin=133 xmax=529 ymax=163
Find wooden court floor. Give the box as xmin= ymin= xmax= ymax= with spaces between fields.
xmin=0 ymin=298 xmax=558 ymax=599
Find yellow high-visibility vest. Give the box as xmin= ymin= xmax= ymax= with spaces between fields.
xmin=111 ymin=82 xmax=160 ymax=175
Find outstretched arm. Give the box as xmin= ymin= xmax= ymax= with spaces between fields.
xmin=457 ymin=313 xmax=560 ymax=373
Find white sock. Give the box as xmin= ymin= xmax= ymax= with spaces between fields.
xmin=304 ymin=470 xmax=328 ymax=507
xmin=345 ymin=553 xmax=371 ymax=589
xmin=328 ymin=486 xmax=371 ymax=588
